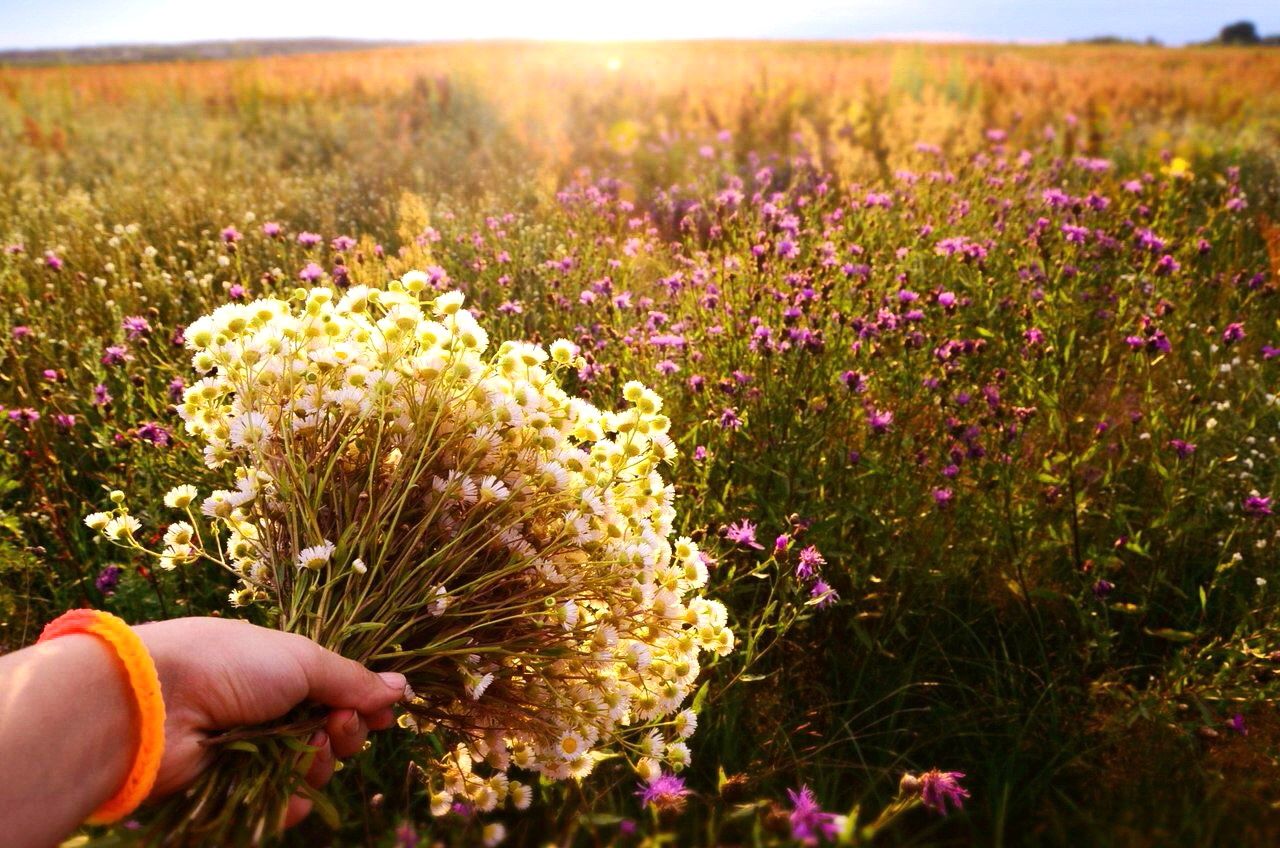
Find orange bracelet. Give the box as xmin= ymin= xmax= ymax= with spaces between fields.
xmin=39 ymin=610 xmax=166 ymax=825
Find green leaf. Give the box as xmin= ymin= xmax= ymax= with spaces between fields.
xmin=691 ymin=681 xmax=710 ymax=714
xmin=340 ymin=621 xmax=387 ymax=636
xmin=1143 ymin=627 xmax=1197 ymax=643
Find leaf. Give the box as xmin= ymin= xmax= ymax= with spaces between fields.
xmin=1143 ymin=627 xmax=1197 ymax=643
xmin=691 ymin=681 xmax=710 ymax=715
xmin=340 ymin=621 xmax=387 ymax=637
xmin=224 ymin=741 xmax=260 ymax=755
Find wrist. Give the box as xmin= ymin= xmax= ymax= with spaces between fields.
xmin=17 ymin=635 xmax=137 ymax=822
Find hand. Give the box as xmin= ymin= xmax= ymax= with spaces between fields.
xmin=135 ymin=617 xmax=406 ymax=826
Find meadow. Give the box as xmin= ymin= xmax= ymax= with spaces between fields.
xmin=3 ymin=41 xmax=1280 ymax=846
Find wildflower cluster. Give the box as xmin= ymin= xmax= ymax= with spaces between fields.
xmin=86 ymin=275 xmax=732 ymax=835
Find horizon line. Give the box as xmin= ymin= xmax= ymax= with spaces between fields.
xmin=1 ymin=33 xmax=1221 ymax=55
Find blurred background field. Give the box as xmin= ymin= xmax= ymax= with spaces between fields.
xmin=3 ymin=41 xmax=1280 ymax=845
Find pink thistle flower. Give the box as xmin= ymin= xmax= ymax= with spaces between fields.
xmin=636 ymin=773 xmax=689 ymax=812
xmin=918 ymin=770 xmax=969 ymax=815
xmin=786 ymin=785 xmax=840 ymax=844
xmin=724 ymin=519 xmax=764 ymax=550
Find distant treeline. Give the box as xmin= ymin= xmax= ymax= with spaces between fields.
xmin=0 ymin=38 xmax=414 ymax=66
xmin=1073 ymin=20 xmax=1280 ymax=47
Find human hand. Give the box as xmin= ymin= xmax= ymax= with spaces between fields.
xmin=134 ymin=617 xmax=405 ymax=826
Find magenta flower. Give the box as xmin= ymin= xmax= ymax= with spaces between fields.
xmin=786 ymin=785 xmax=840 ymax=844
xmin=1222 ymin=322 xmax=1246 ymax=344
xmin=53 ymin=413 xmax=76 ymax=429
xmin=101 ymin=345 xmax=130 ymax=366
xmin=867 ymin=408 xmax=893 ymax=434
xmin=11 ymin=325 xmax=32 ymax=340
xmin=1227 ymin=714 xmax=1248 ymax=736
xmin=261 ymin=221 xmax=282 ymax=238
xmin=809 ymin=580 xmax=838 ymax=608
xmin=92 ymin=384 xmax=112 ymax=406
xmin=1168 ymin=439 xmax=1196 ymax=459
xmin=795 ymin=545 xmax=825 ymax=581
xmin=297 ymin=231 xmax=323 ymax=247
xmin=135 ymin=422 xmax=173 ymax=447
xmin=1092 ymin=578 xmax=1114 ymax=599
xmin=774 ymin=533 xmax=791 ymax=555
xmin=95 ymin=565 xmax=123 ymax=595
xmin=724 ymin=519 xmax=764 ymax=550
xmin=220 ymin=225 xmax=241 ymax=243
xmin=919 ymin=770 xmax=969 ymax=815
xmin=122 ymin=315 xmax=152 ymax=340
xmin=299 ymin=262 xmax=325 ymax=282
xmin=718 ymin=407 xmax=742 ymax=430
xmin=167 ymin=377 xmax=186 ymax=402
xmin=331 ymin=235 xmax=357 ymax=252
xmin=932 ymin=487 xmax=954 ymax=509
xmin=636 ymin=773 xmax=689 ymax=811
xmin=44 ymin=251 xmax=63 ymax=270
xmin=1243 ymin=495 xmax=1273 ymax=518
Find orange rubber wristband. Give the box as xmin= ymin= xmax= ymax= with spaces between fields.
xmin=39 ymin=610 xmax=166 ymax=825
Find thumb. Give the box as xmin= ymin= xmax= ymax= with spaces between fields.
xmin=295 ymin=640 xmax=406 ymax=714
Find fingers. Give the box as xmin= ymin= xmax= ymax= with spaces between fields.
xmin=291 ymin=637 xmax=407 ymax=714
xmin=283 ymin=794 xmax=313 ymax=829
xmin=303 ymin=730 xmax=336 ymax=788
xmin=325 ymin=709 xmax=371 ymax=759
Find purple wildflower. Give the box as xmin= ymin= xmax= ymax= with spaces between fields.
xmin=122 ymin=315 xmax=151 ymax=340
xmin=11 ymin=325 xmax=32 ymax=340
xmin=774 ymin=534 xmax=791 ymax=555
xmin=1092 ymin=578 xmax=1115 ymax=599
xmin=933 ymin=487 xmax=954 ymax=510
xmin=135 ymin=422 xmax=173 ymax=447
xmin=101 ymin=345 xmax=130 ymax=366
xmin=1227 ymin=714 xmax=1248 ymax=736
xmin=795 ymin=545 xmax=825 ymax=581
xmin=54 ymin=413 xmax=76 ymax=429
xmin=297 ymin=231 xmax=323 ymax=247
xmin=95 ymin=565 xmax=123 ymax=595
xmin=261 ymin=221 xmax=282 ymax=238
xmin=331 ymin=235 xmax=357 ymax=252
xmin=636 ymin=774 xmax=690 ymax=812
xmin=867 ymin=408 xmax=893 ymax=434
xmin=718 ymin=407 xmax=742 ymax=430
xmin=1222 ymin=322 xmax=1246 ymax=344
xmin=299 ymin=262 xmax=325 ymax=282
xmin=786 ymin=786 xmax=840 ymax=845
xmin=220 ymin=225 xmax=241 ymax=243
xmin=724 ymin=519 xmax=764 ymax=550
xmin=44 ymin=251 xmax=63 ymax=270
xmin=918 ymin=770 xmax=969 ymax=816
xmin=809 ymin=580 xmax=838 ymax=608
xmin=92 ymin=384 xmax=112 ymax=406
xmin=1243 ymin=495 xmax=1273 ymax=518
xmin=1168 ymin=439 xmax=1196 ymax=459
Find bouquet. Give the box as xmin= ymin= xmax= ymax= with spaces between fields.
xmin=86 ymin=273 xmax=733 ymax=843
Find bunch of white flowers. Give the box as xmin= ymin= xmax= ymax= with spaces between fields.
xmin=89 ymin=272 xmax=732 ymax=837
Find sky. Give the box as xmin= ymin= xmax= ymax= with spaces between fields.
xmin=0 ymin=0 xmax=1276 ymax=50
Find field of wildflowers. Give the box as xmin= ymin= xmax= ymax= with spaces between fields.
xmin=3 ymin=42 xmax=1280 ymax=845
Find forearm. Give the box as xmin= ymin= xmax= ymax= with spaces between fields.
xmin=0 ymin=634 xmax=135 ymax=847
